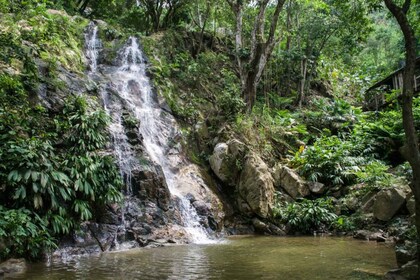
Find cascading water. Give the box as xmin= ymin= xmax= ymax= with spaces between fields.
xmin=85 ymin=22 xmax=100 ymax=72
xmin=85 ymin=23 xmax=215 ymax=244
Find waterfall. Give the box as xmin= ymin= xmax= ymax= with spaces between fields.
xmin=85 ymin=22 xmax=100 ymax=72
xmin=85 ymin=23 xmax=214 ymax=244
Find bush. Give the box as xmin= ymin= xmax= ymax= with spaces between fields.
xmin=291 ymin=135 xmax=367 ymax=186
xmin=274 ymin=198 xmax=338 ymax=233
xmin=0 ymin=207 xmax=56 ymax=260
xmin=303 ymin=97 xmax=362 ymax=136
xmin=0 ymin=75 xmax=123 ymax=258
xmin=332 ymin=215 xmax=355 ymax=232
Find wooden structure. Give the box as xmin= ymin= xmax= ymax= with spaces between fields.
xmin=365 ymin=57 xmax=420 ymax=111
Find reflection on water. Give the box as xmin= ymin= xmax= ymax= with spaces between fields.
xmin=10 ymin=236 xmax=396 ymax=280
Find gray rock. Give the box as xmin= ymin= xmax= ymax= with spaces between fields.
xmin=360 ymin=191 xmax=377 ymax=213
xmin=88 ymin=223 xmax=118 ymax=251
xmin=273 ymin=165 xmax=310 ymax=199
xmin=373 ymin=188 xmax=406 ymax=221
xmin=209 ymin=143 xmax=230 ymax=182
xmin=307 ymin=182 xmax=326 ymax=194
xmin=192 ymin=201 xmax=210 ymax=216
xmin=238 ymin=152 xmax=275 ymax=218
xmin=252 ymin=217 xmax=270 ymax=233
xmin=209 ymin=139 xmax=246 ymax=186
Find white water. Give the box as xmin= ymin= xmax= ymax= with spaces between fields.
xmin=85 ymin=23 xmax=214 ymax=244
xmin=85 ymin=22 xmax=100 ymax=72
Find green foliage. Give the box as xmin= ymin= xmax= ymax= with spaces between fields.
xmin=352 ymin=102 xmax=420 ymax=160
xmin=332 ymin=215 xmax=356 ymax=232
xmin=303 ymin=98 xmax=362 ymax=136
xmin=351 ymin=160 xmax=394 ymax=189
xmin=291 ymin=135 xmax=366 ymax=186
xmin=274 ymin=198 xmax=338 ymax=233
xmin=0 ymin=206 xmax=56 ymax=260
xmin=0 ymin=73 xmax=123 ymax=259
xmin=0 ymin=0 xmax=49 ymax=14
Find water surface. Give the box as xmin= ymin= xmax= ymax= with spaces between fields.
xmin=11 ymin=236 xmax=396 ymax=280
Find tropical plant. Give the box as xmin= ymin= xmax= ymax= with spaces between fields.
xmin=291 ymin=135 xmax=367 ymax=186
xmin=274 ymin=198 xmax=338 ymax=233
xmin=0 ymin=206 xmax=56 ymax=260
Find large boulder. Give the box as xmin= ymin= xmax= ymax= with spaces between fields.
xmin=272 ymin=165 xmax=310 ymax=199
xmin=209 ymin=139 xmax=246 ymax=186
xmin=209 ymin=143 xmax=230 ymax=182
xmin=373 ymin=188 xmax=406 ymax=221
xmin=238 ymin=152 xmax=275 ymax=218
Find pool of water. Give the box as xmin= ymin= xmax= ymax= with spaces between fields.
xmin=9 ymin=236 xmax=396 ymax=279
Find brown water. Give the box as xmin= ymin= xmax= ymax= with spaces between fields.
xmin=9 ymin=236 xmax=396 ymax=280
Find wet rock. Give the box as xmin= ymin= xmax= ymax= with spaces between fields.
xmin=0 ymin=259 xmax=27 ymax=275
xmin=373 ymin=188 xmax=406 ymax=221
xmin=95 ymin=204 xmax=121 ymax=225
xmin=193 ymin=201 xmax=210 ymax=216
xmin=88 ymin=223 xmax=118 ymax=251
xmin=175 ymin=165 xmax=225 ymax=230
xmin=131 ymin=164 xmax=171 ymax=211
xmin=384 ymin=261 xmax=418 ymax=280
xmin=307 ymin=182 xmax=326 ymax=195
xmin=238 ymin=152 xmax=275 ymax=218
xmin=272 ymin=165 xmax=310 ymax=199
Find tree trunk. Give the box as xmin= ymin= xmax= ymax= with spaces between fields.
xmin=384 ymin=0 xmax=420 ymax=277
xmin=227 ymin=0 xmax=286 ymax=111
xmin=297 ymin=57 xmax=307 ymax=107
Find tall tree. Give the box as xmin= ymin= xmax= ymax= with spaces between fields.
xmin=384 ymin=0 xmax=420 ymax=276
xmin=226 ymin=0 xmax=286 ymax=111
xmin=139 ymin=0 xmax=189 ymax=32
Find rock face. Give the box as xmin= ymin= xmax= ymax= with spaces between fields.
xmin=238 ymin=152 xmax=275 ymax=218
xmin=373 ymin=188 xmax=406 ymax=221
xmin=273 ymin=165 xmax=310 ymax=199
xmin=131 ymin=163 xmax=171 ymax=211
xmin=209 ymin=139 xmax=246 ymax=186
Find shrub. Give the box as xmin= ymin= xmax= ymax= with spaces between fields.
xmin=274 ymin=198 xmax=338 ymax=233
xmin=291 ymin=135 xmax=367 ymax=186
xmin=0 ymin=79 xmax=123 ymax=257
xmin=0 ymin=207 xmax=56 ymax=260
xmin=332 ymin=215 xmax=355 ymax=232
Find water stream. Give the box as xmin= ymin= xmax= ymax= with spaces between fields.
xmin=85 ymin=23 xmax=213 ymax=244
